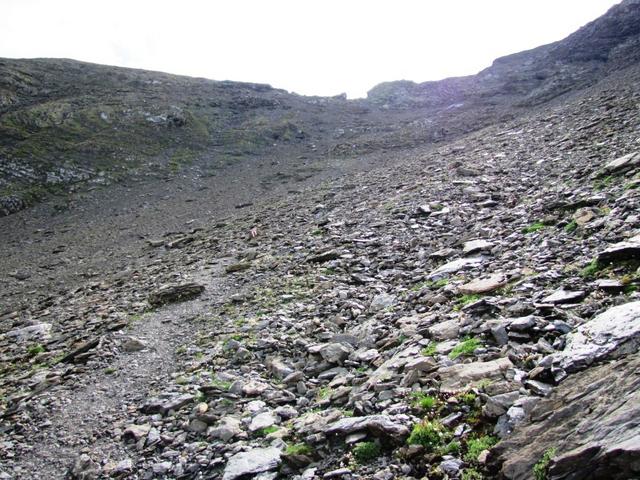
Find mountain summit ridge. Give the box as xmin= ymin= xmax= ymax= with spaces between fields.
xmin=1 ymin=1 xmax=639 ymax=216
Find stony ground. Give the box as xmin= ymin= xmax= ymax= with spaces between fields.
xmin=1 ymin=64 xmax=640 ymax=480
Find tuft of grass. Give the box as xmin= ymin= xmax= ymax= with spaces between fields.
xmin=581 ymin=259 xmax=604 ymax=279
xmin=533 ymin=447 xmax=557 ymax=480
xmin=352 ymin=441 xmax=381 ymax=463
xmin=449 ymin=337 xmax=482 ymax=360
xmin=286 ymin=443 xmax=312 ymax=456
xmin=317 ymin=386 xmax=332 ymax=400
xmin=406 ymin=420 xmax=450 ymax=450
xmin=465 ymin=436 xmax=498 ymax=462
xmin=104 ymin=367 xmax=116 ymax=375
xmin=455 ymin=293 xmax=482 ymax=310
xmin=27 ymin=344 xmax=45 ymax=357
xmin=421 ymin=342 xmax=438 ymax=356
xmin=462 ymin=468 xmax=484 ymax=480
xmin=522 ymin=221 xmax=545 ymax=234
xmin=439 ymin=440 xmax=461 ymax=456
xmin=210 ymin=378 xmax=232 ymax=390
xmin=411 ymin=392 xmax=438 ymax=410
xmin=257 ymin=426 xmax=279 ymax=436
xmin=564 ymin=220 xmax=578 ymax=233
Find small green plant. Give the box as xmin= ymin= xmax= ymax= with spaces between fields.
xmin=533 ymin=447 xmax=557 ymax=480
xmin=27 ymin=344 xmax=45 ymax=357
xmin=407 ymin=420 xmax=450 ymax=450
xmin=581 ymin=259 xmax=604 ymax=278
xmin=564 ymin=220 xmax=578 ymax=233
xmin=285 ymin=443 xmax=312 ymax=456
xmin=257 ymin=426 xmax=279 ymax=436
xmin=317 ymin=386 xmax=332 ymax=400
xmin=462 ymin=468 xmax=484 ymax=480
xmin=104 ymin=367 xmax=116 ymax=375
xmin=460 ymin=391 xmax=477 ymax=405
xmin=175 ymin=345 xmax=187 ymax=355
xmin=465 ymin=436 xmax=498 ymax=462
xmin=522 ymin=221 xmax=545 ymax=234
xmin=352 ymin=441 xmax=381 ymax=463
xmin=210 ymin=378 xmax=232 ymax=390
xmin=439 ymin=440 xmax=461 ymax=455
xmin=411 ymin=392 xmax=437 ymax=410
xmin=455 ymin=293 xmax=482 ymax=310
xmin=449 ymin=337 xmax=482 ymax=360
xmin=421 ymin=343 xmax=438 ymax=356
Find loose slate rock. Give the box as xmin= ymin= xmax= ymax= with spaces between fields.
xmin=439 ymin=358 xmax=514 ymax=393
xmin=222 ymin=447 xmax=282 ymax=480
xmin=555 ymin=301 xmax=640 ymax=373
xmin=540 ymin=289 xmax=585 ymax=305
xmin=459 ymin=273 xmax=506 ymax=294
xmin=602 ymin=151 xmax=640 ymax=174
xmin=428 ymin=256 xmax=484 ymax=280
xmin=324 ymin=414 xmax=410 ymax=438
xmin=148 ymin=282 xmax=204 ymax=306
xmin=597 ymin=233 xmax=640 ymax=263
xmin=462 ymin=239 xmax=494 ymax=255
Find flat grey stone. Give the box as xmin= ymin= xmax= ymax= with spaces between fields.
xmin=223 ymin=448 xmax=282 ymax=480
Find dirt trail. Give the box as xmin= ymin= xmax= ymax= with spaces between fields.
xmin=9 ymin=266 xmax=230 ymax=479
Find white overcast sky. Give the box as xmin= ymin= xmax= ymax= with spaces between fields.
xmin=1 ymin=0 xmax=621 ymax=98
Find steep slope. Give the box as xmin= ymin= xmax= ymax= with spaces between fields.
xmin=1 ymin=2 xmax=640 ymax=479
xmin=1 ymin=1 xmax=639 ymax=217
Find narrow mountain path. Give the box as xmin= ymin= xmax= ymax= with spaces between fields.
xmin=9 ymin=265 xmax=232 ymax=479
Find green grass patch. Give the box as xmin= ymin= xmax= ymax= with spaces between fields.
xmin=407 ymin=420 xmax=450 ymax=450
xmin=449 ymin=337 xmax=482 ymax=360
xmin=564 ymin=220 xmax=578 ymax=233
xmin=257 ymin=426 xmax=279 ymax=436
xmin=421 ymin=342 xmax=438 ymax=357
xmin=465 ymin=436 xmax=498 ymax=462
xmin=285 ymin=443 xmax=312 ymax=456
xmin=411 ymin=392 xmax=438 ymax=410
xmin=352 ymin=441 xmax=381 ymax=463
xmin=533 ymin=447 xmax=557 ymax=480
xmin=27 ymin=344 xmax=45 ymax=357
xmin=462 ymin=468 xmax=484 ymax=480
xmin=522 ymin=221 xmax=546 ymax=234
xmin=580 ymin=259 xmax=604 ymax=279
xmin=455 ymin=293 xmax=482 ymax=309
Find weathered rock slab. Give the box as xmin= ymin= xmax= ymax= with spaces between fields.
xmin=222 ymin=447 xmax=282 ymax=480
xmin=556 ymin=301 xmax=640 ymax=373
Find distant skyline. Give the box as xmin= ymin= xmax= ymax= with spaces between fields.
xmin=1 ymin=0 xmax=621 ymax=98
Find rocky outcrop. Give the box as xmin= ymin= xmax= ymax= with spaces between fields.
xmin=490 ymin=355 xmax=640 ymax=480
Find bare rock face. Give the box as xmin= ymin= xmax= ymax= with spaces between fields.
xmin=490 ymin=355 xmax=640 ymax=480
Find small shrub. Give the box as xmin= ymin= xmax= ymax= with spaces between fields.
xmin=352 ymin=441 xmax=381 ymax=463
xmin=522 ymin=221 xmax=545 ymax=234
xmin=286 ymin=443 xmax=312 ymax=456
xmin=411 ymin=392 xmax=437 ymax=410
xmin=533 ymin=447 xmax=557 ymax=480
xmin=27 ymin=344 xmax=45 ymax=357
xmin=460 ymin=392 xmax=477 ymax=405
xmin=421 ymin=343 xmax=438 ymax=356
xmin=449 ymin=337 xmax=482 ymax=360
xmin=257 ymin=426 xmax=279 ymax=436
xmin=407 ymin=420 xmax=450 ymax=450
xmin=440 ymin=440 xmax=461 ymax=455
xmin=465 ymin=435 xmax=498 ymax=462
xmin=462 ymin=468 xmax=484 ymax=480
xmin=581 ymin=259 xmax=604 ymax=278
xmin=564 ymin=220 xmax=578 ymax=233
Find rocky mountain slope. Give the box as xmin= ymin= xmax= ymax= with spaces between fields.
xmin=2 ymin=0 xmax=640 ymax=218
xmin=1 ymin=1 xmax=640 ymax=480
